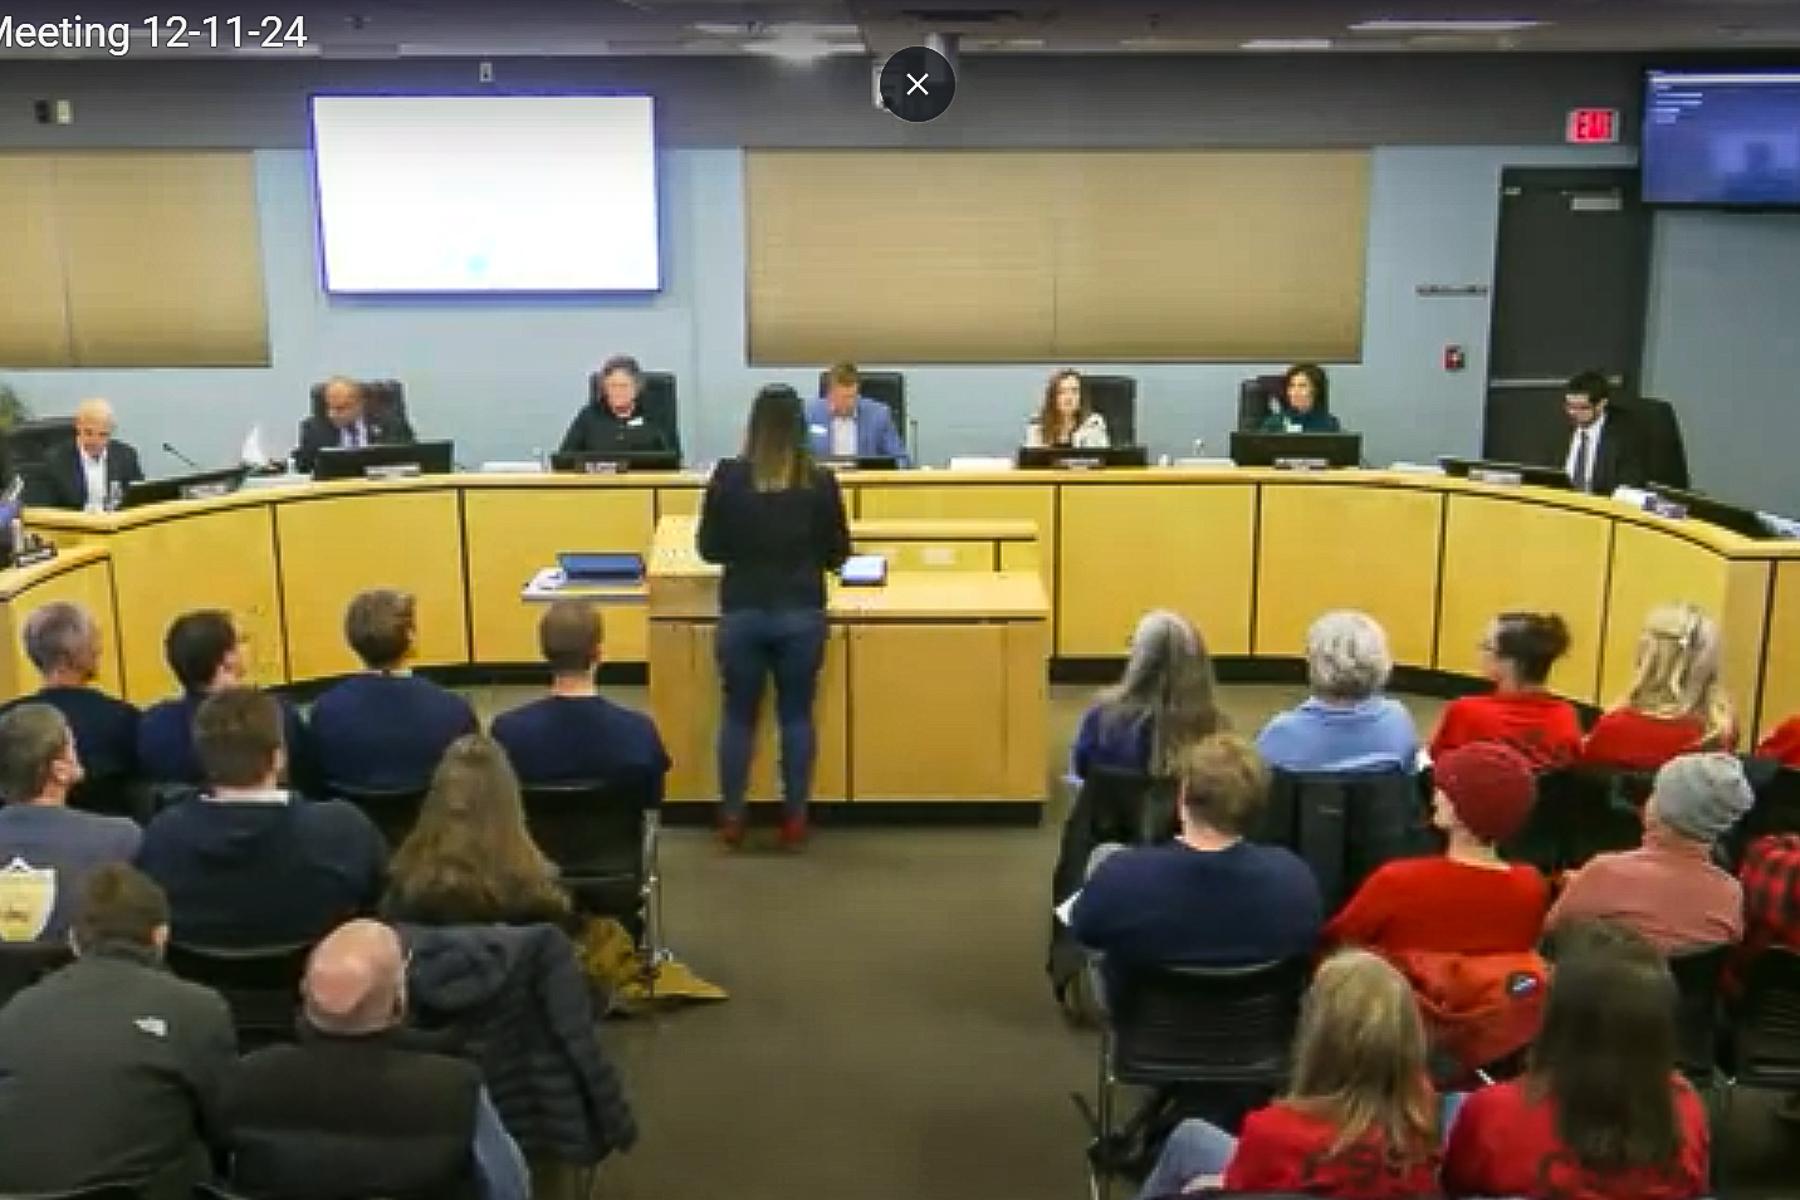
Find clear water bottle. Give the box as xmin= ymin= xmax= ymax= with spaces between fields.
xmin=105 ymin=480 xmax=123 ymax=512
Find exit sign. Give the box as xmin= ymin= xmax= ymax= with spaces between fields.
xmin=1566 ymin=107 xmax=1620 ymax=144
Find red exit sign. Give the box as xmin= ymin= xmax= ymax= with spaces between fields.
xmin=1566 ymin=107 xmax=1620 ymax=144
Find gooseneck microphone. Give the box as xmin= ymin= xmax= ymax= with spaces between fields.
xmin=162 ymin=441 xmax=202 ymax=471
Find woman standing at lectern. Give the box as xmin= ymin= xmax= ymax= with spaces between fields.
xmin=697 ymin=385 xmax=851 ymax=850
xmin=1026 ymin=369 xmax=1110 ymax=449
xmin=1261 ymin=363 xmax=1343 ymax=433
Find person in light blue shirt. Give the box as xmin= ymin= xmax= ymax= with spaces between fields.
xmin=1256 ymin=610 xmax=1420 ymax=774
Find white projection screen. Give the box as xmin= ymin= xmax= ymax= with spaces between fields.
xmin=310 ymin=94 xmax=660 ymax=293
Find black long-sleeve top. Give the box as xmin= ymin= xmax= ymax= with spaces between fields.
xmin=696 ymin=458 xmax=851 ymax=612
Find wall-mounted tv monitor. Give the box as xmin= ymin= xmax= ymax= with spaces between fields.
xmin=310 ymin=94 xmax=660 ymax=293
xmin=1643 ymin=70 xmax=1800 ymax=208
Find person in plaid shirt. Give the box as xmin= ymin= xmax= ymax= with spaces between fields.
xmin=1741 ymin=834 xmax=1800 ymax=958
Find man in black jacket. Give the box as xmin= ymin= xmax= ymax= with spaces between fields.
xmin=0 ymin=864 xmax=236 ymax=1200
xmin=38 ymin=396 xmax=145 ymax=511
xmin=220 ymin=919 xmax=528 ymax=1200
xmin=294 ymin=376 xmax=416 ymax=472
xmin=1558 ymin=370 xmax=1649 ymax=496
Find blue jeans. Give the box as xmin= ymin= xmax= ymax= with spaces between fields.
xmin=1136 ymin=1118 xmax=1235 ymax=1199
xmin=716 ymin=607 xmax=827 ymax=818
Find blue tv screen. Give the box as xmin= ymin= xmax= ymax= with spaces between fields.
xmin=1644 ymin=70 xmax=1800 ymax=207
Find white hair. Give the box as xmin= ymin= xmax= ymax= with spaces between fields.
xmin=1306 ymin=610 xmax=1393 ymax=701
xmin=73 ymin=397 xmax=115 ymax=428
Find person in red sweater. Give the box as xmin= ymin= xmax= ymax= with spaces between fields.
xmin=1325 ymin=741 xmax=1546 ymax=955
xmin=1442 ymin=921 xmax=1711 ymax=1200
xmin=1136 ymin=949 xmax=1438 ymax=1200
xmin=1755 ymin=714 xmax=1800 ymax=768
xmin=1582 ymin=603 xmax=1736 ymax=771
xmin=1431 ymin=612 xmax=1582 ymax=769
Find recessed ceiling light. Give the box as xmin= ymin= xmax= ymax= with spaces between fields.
xmin=744 ymin=37 xmax=862 ymax=62
xmin=1241 ymin=38 xmax=1333 ymax=50
xmin=1348 ymin=18 xmax=1546 ymax=33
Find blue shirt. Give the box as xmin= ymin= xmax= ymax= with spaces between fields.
xmin=0 ymin=687 xmax=140 ymax=783
xmin=0 ymin=804 xmax=141 ymax=942
xmin=491 ymin=695 xmax=671 ymax=804
xmin=310 ymin=674 xmax=479 ymax=792
xmin=137 ymin=693 xmax=319 ymax=793
xmin=1255 ymin=696 xmax=1421 ymax=775
xmin=1071 ymin=703 xmax=1153 ymax=779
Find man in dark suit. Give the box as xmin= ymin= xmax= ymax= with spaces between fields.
xmin=1559 ymin=370 xmax=1648 ymax=496
xmin=294 ymin=377 xmax=415 ymax=473
xmin=39 ymin=397 xmax=145 ymax=512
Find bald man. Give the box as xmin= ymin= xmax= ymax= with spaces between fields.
xmin=220 ymin=920 xmax=529 ymax=1200
xmin=40 ymin=398 xmax=145 ymax=512
xmin=294 ymin=377 xmax=416 ymax=473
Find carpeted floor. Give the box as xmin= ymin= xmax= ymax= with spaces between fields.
xmin=464 ymin=682 xmax=1800 ymax=1200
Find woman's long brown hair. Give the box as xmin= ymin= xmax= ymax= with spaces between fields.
xmin=745 ymin=384 xmax=812 ymax=492
xmin=1035 ymin=369 xmax=1086 ymax=445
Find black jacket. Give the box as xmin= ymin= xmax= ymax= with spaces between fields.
xmin=558 ymin=402 xmax=674 ymax=457
xmin=697 ymin=458 xmax=852 ymax=611
xmin=221 ymin=1026 xmax=482 ymax=1200
xmin=401 ymin=922 xmax=637 ymax=1165
xmin=1562 ymin=411 xmax=1649 ymax=496
xmin=294 ymin=413 xmax=416 ymax=473
xmin=37 ymin=438 xmax=145 ymax=511
xmin=0 ymin=944 xmax=236 ymax=1200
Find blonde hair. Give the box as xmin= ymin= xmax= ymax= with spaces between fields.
xmin=1286 ymin=950 xmax=1437 ymax=1162
xmin=1621 ymin=603 xmax=1733 ymax=745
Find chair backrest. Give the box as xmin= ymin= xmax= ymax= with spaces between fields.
xmin=1736 ymin=948 xmax=1800 ymax=1084
xmin=6 ymin=416 xmax=75 ymax=469
xmin=310 ymin=379 xmax=409 ymax=430
xmin=1081 ymin=375 xmax=1138 ymax=445
xmin=0 ymin=1185 xmax=146 ymax=1199
xmin=1626 ymin=394 xmax=1690 ymax=490
xmin=588 ymin=369 xmax=681 ymax=457
xmin=1076 ymin=767 xmax=1178 ymax=850
xmin=1257 ymin=770 xmax=1430 ymax=912
xmin=1666 ymin=943 xmax=1727 ymax=1083
xmin=1562 ymin=766 xmax=1649 ymax=869
xmin=521 ymin=780 xmax=653 ymax=931
xmin=1108 ymin=956 xmax=1308 ymax=1087
xmin=0 ymin=940 xmax=72 ymax=1007
xmin=1237 ymin=374 xmax=1287 ymax=431
xmin=165 ymin=940 xmax=312 ymax=1048
xmin=818 ymin=369 xmax=907 ymax=440
xmin=1730 ymin=764 xmax=1800 ymax=870
xmin=329 ymin=783 xmax=428 ymax=848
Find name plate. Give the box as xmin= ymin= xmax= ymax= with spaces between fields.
xmin=14 ymin=541 xmax=56 ymax=568
xmin=1273 ymin=456 xmax=1330 ymax=471
xmin=178 ymin=481 xmax=236 ymax=501
xmin=1469 ymin=467 xmax=1524 ymax=486
xmin=1057 ymin=455 xmax=1106 ymax=471
xmin=579 ymin=460 xmax=628 ymax=475
xmin=364 ymin=463 xmax=422 ymax=481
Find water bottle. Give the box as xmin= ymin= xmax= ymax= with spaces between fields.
xmin=106 ymin=481 xmax=123 ymax=512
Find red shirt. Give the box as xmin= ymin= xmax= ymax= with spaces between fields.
xmin=1430 ymin=692 xmax=1583 ymax=769
xmin=1324 ymin=856 xmax=1549 ymax=956
xmin=1581 ymin=709 xmax=1728 ymax=772
xmin=1742 ymin=834 xmax=1800 ymax=955
xmin=1442 ymin=1077 xmax=1710 ymax=1200
xmin=1756 ymin=716 xmax=1800 ymax=768
xmin=1225 ymin=1102 xmax=1440 ymax=1200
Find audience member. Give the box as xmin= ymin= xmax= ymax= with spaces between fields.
xmin=1072 ymin=609 xmax=1224 ymax=780
xmin=1256 ymin=610 xmax=1419 ymax=774
xmin=1740 ymin=832 xmax=1800 ymax=965
xmin=1137 ymin=950 xmax=1438 ymax=1200
xmin=220 ymin=919 xmax=528 ymax=1200
xmin=383 ymin=735 xmax=573 ymax=928
xmin=1547 ymin=752 xmax=1752 ymax=952
xmin=1442 ymin=922 xmax=1710 ymax=1199
xmin=1324 ymin=742 xmax=1546 ymax=956
xmin=0 ymin=601 xmax=139 ymax=785
xmin=1430 ymin=612 xmax=1582 ymax=769
xmin=1070 ymin=735 xmax=1321 ymax=986
xmin=491 ymin=599 xmax=670 ymax=796
xmin=1583 ymin=603 xmax=1735 ymax=771
xmin=0 ymin=704 xmax=139 ymax=942
xmin=136 ymin=688 xmax=386 ymax=947
xmin=310 ymin=589 xmax=479 ymax=791
xmin=0 ymin=865 xmax=235 ymax=1200
xmin=136 ymin=608 xmax=317 ymax=790
xmin=1753 ymin=712 xmax=1800 ymax=768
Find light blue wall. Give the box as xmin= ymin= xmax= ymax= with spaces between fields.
xmin=3 ymin=143 xmax=1636 ymax=476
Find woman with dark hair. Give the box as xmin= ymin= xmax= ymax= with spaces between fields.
xmin=698 ymin=384 xmax=851 ymax=849
xmin=1071 ymin=609 xmax=1224 ymax=779
xmin=382 ymin=734 xmax=572 ymax=927
xmin=1026 ymin=368 xmax=1109 ymax=449
xmin=1443 ymin=921 xmax=1710 ymax=1199
xmin=1430 ymin=612 xmax=1583 ymax=769
xmin=1261 ymin=363 xmax=1341 ymax=433
xmin=559 ymin=353 xmax=674 ymax=456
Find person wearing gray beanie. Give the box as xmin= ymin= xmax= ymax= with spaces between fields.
xmin=1546 ymin=751 xmax=1752 ymax=952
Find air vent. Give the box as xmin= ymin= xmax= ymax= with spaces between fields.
xmin=900 ymin=8 xmax=1025 ymax=23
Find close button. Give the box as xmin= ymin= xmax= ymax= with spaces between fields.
xmin=878 ymin=46 xmax=957 ymax=123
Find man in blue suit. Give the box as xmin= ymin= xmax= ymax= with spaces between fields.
xmin=803 ymin=363 xmax=909 ymax=466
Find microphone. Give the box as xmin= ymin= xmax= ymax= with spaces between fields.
xmin=162 ymin=441 xmax=202 ymax=471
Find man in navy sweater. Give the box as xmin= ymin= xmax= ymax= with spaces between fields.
xmin=309 ymin=589 xmax=478 ymax=792
xmin=492 ymin=600 xmax=670 ymax=802
xmin=0 ymin=602 xmax=139 ymax=789
xmin=136 ymin=688 xmax=385 ymax=948
xmin=1071 ymin=734 xmax=1322 ymax=992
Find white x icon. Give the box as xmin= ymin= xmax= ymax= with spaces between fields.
xmin=906 ymin=72 xmax=930 ymax=95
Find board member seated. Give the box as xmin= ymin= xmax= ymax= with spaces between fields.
xmin=1556 ymin=369 xmax=1648 ymax=495
xmin=1582 ymin=603 xmax=1736 ymax=771
xmin=804 ymin=362 xmax=908 ymax=464
xmin=1256 ymin=610 xmax=1419 ymax=774
xmin=1259 ymin=364 xmax=1341 ymax=433
xmin=295 ymin=376 xmax=415 ymax=473
xmin=1026 ymin=368 xmax=1109 ymax=449
xmin=39 ymin=397 xmax=144 ymax=512
xmin=0 ymin=601 xmax=139 ymax=786
xmin=559 ymin=354 xmax=674 ymax=458
xmin=1430 ymin=612 xmax=1582 ymax=770
xmin=310 ymin=589 xmax=479 ymax=792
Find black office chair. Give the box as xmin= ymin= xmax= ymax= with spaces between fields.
xmin=309 ymin=379 xmax=412 ymax=433
xmin=165 ymin=940 xmax=312 ymax=1051
xmin=1254 ymin=770 xmax=1431 ymax=914
xmin=193 ymin=1186 xmax=251 ymax=1200
xmin=1628 ymin=394 xmax=1691 ymax=490
xmin=0 ymin=941 xmax=73 ymax=1007
xmin=587 ymin=368 xmax=682 ymax=459
xmin=8 ymin=416 xmax=74 ymax=507
xmin=817 ymin=369 xmax=907 ymax=446
xmin=1561 ymin=767 xmax=1650 ymax=870
xmin=0 ymin=1186 xmax=145 ymax=1199
xmin=1718 ymin=948 xmax=1800 ymax=1172
xmin=1082 ymin=375 xmax=1138 ymax=446
xmin=1724 ymin=762 xmax=1800 ymax=871
xmin=1668 ymin=944 xmax=1728 ymax=1087
xmin=1075 ymin=957 xmax=1308 ymax=1198
xmin=1236 ymin=374 xmax=1287 ymax=432
xmin=328 ymin=782 xmax=428 ymax=848
xmin=521 ymin=780 xmax=662 ymax=956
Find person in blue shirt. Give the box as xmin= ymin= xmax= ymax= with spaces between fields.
xmin=0 ymin=602 xmax=139 ymax=791
xmin=492 ymin=599 xmax=670 ymax=802
xmin=1259 ymin=362 xmax=1342 ymax=433
xmin=1071 ymin=609 xmax=1225 ymax=780
xmin=1256 ymin=610 xmax=1421 ymax=775
xmin=802 ymin=362 xmax=909 ymax=465
xmin=310 ymin=589 xmax=479 ymax=792
xmin=136 ymin=609 xmax=318 ymax=794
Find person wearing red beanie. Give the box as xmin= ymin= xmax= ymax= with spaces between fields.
xmin=1323 ymin=743 xmax=1549 ymax=956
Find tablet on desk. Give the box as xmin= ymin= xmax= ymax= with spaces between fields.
xmin=839 ymin=554 xmax=888 ymax=587
xmin=556 ymin=552 xmax=645 ymax=583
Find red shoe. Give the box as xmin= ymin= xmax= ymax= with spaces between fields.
xmin=778 ymin=814 xmax=809 ymax=850
xmin=716 ymin=814 xmax=745 ymax=849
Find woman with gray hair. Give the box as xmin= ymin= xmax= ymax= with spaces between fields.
xmin=1256 ymin=610 xmax=1419 ymax=774
xmin=1070 ymin=610 xmax=1223 ymax=779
